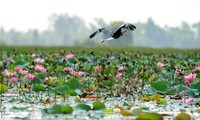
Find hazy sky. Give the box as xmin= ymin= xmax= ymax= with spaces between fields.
xmin=0 ymin=0 xmax=199 ymax=32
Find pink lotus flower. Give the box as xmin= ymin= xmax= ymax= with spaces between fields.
xmin=184 ymin=79 xmax=190 ymax=85
xmin=184 ymin=73 xmax=196 ymax=85
xmin=157 ymin=62 xmax=165 ymax=67
xmin=194 ymin=66 xmax=200 ymax=71
xmin=19 ymin=69 xmax=28 ymax=75
xmin=95 ymin=66 xmax=101 ymax=73
xmin=118 ymin=66 xmax=125 ymax=71
xmin=31 ymin=53 xmax=36 ymax=57
xmin=66 ymin=68 xmax=84 ymax=77
xmin=45 ymin=77 xmax=48 ymax=81
xmin=63 ymin=68 xmax=68 ymax=72
xmin=34 ymin=58 xmax=45 ymax=63
xmin=62 ymin=54 xmax=75 ymax=61
xmin=184 ymin=97 xmax=195 ymax=104
xmin=7 ymin=58 xmax=12 ymax=63
xmin=69 ymin=68 xmax=76 ymax=75
xmin=45 ymin=76 xmax=56 ymax=81
xmin=35 ymin=64 xmax=46 ymax=73
xmin=4 ymin=69 xmax=14 ymax=77
xmin=116 ymin=72 xmax=122 ymax=79
xmin=78 ymin=71 xmax=84 ymax=77
xmin=175 ymin=68 xmax=184 ymax=74
xmin=49 ymin=76 xmax=56 ymax=80
xmin=14 ymin=66 xmax=21 ymax=71
xmin=10 ymin=77 xmax=18 ymax=83
xmin=25 ymin=73 xmax=35 ymax=80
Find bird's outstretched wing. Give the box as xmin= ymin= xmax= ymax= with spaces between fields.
xmin=123 ymin=23 xmax=136 ymax=31
xmin=114 ymin=23 xmax=136 ymax=35
xmin=89 ymin=27 xmax=113 ymax=39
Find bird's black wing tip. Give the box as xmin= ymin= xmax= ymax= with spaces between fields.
xmin=130 ymin=24 xmax=136 ymax=30
xmin=89 ymin=32 xmax=97 ymax=39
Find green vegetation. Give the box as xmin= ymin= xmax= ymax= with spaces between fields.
xmin=0 ymin=46 xmax=200 ymax=119
xmin=1 ymin=46 xmax=200 ymax=54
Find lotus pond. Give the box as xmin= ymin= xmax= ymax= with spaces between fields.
xmin=0 ymin=46 xmax=200 ymax=120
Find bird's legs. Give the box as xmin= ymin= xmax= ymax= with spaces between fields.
xmin=121 ymin=30 xmax=128 ymax=36
xmin=101 ymin=40 xmax=105 ymax=44
xmin=122 ymin=30 xmax=127 ymax=34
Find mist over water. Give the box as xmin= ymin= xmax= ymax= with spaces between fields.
xmin=0 ymin=0 xmax=200 ymax=48
xmin=0 ymin=15 xmax=199 ymax=49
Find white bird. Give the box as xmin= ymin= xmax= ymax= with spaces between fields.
xmin=89 ymin=23 xmax=136 ymax=43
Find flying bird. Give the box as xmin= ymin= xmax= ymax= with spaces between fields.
xmin=89 ymin=23 xmax=136 ymax=43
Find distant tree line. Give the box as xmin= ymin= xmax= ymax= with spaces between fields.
xmin=0 ymin=13 xmax=200 ymax=48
